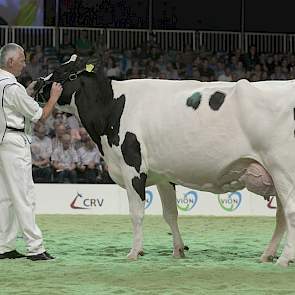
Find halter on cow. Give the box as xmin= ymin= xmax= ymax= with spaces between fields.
xmin=34 ymin=55 xmax=295 ymax=267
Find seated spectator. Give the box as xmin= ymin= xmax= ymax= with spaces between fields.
xmin=265 ymin=55 xmax=275 ymax=75
xmin=180 ymin=44 xmax=195 ymax=67
xmin=232 ymin=61 xmax=246 ymax=80
xmin=43 ymin=108 xmax=60 ymax=137
xmin=199 ymin=58 xmax=215 ymax=81
xmin=66 ymin=113 xmax=82 ymax=141
xmin=23 ymin=52 xmax=44 ymax=80
xmin=75 ymin=30 xmax=93 ymax=56
xmin=218 ymin=67 xmax=233 ymax=82
xmin=270 ymin=65 xmax=287 ymax=80
xmin=126 ymin=66 xmax=142 ymax=79
xmin=35 ymin=45 xmax=44 ymax=63
xmin=214 ymin=60 xmax=226 ymax=78
xmin=74 ymin=127 xmax=90 ymax=149
xmin=243 ymin=45 xmax=259 ymax=71
xmin=119 ymin=50 xmax=132 ymax=77
xmin=105 ymin=57 xmax=121 ymax=80
xmin=31 ymin=124 xmax=53 ymax=183
xmin=165 ymin=62 xmax=180 ymax=80
xmin=77 ymin=136 xmax=101 ymax=183
xmin=280 ymin=58 xmax=289 ymax=76
xmin=51 ymin=123 xmax=67 ymax=150
xmin=148 ymin=47 xmax=161 ymax=61
xmin=191 ymin=68 xmax=201 ymax=80
xmin=59 ymin=34 xmax=75 ymax=61
xmin=52 ymin=109 xmax=68 ymax=125
xmin=51 ymin=134 xmax=78 ymax=183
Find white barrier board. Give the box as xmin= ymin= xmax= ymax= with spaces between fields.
xmin=34 ymin=184 xmax=277 ymax=216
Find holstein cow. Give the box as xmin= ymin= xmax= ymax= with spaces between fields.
xmin=35 ymin=55 xmax=293 ymax=266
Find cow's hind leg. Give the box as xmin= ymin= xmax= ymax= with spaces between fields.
xmin=157 ymin=182 xmax=186 ymax=258
xmin=260 ymin=197 xmax=286 ymax=263
xmin=276 ymin=189 xmax=295 ymax=267
xmin=240 ymin=162 xmax=286 ymax=263
xmin=263 ymin=165 xmax=295 ymax=267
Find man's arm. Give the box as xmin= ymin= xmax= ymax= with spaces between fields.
xmin=39 ymin=82 xmax=63 ymax=122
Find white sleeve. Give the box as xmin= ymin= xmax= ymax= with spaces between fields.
xmin=7 ymin=84 xmax=43 ymax=123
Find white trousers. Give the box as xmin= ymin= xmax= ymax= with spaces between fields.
xmin=0 ymin=132 xmax=45 ymax=255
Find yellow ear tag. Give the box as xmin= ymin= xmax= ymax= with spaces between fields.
xmin=86 ymin=64 xmax=94 ymax=72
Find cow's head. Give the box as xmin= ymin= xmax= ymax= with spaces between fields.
xmin=34 ymin=54 xmax=112 ymax=118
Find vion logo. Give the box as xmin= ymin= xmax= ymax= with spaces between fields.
xmin=145 ymin=190 xmax=153 ymax=209
xmin=177 ymin=191 xmax=198 ymax=211
xmin=218 ymin=192 xmax=242 ymax=212
xmin=71 ymin=192 xmax=104 ymax=209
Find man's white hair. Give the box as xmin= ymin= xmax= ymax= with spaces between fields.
xmin=0 ymin=43 xmax=24 ymax=68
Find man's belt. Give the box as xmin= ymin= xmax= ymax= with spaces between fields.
xmin=6 ymin=126 xmax=25 ymax=132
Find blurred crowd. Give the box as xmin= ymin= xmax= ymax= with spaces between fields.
xmin=18 ymin=34 xmax=295 ymax=183
xmin=31 ymin=115 xmax=114 ymax=184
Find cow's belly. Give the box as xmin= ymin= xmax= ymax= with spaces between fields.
xmin=103 ymin=142 xmax=275 ymax=197
xmin=148 ymin=156 xmax=254 ymax=193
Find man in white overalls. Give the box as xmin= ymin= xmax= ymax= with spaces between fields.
xmin=0 ymin=43 xmax=63 ymax=261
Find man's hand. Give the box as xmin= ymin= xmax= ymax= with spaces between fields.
xmin=49 ymin=82 xmax=63 ymax=103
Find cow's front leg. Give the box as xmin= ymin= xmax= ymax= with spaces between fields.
xmin=260 ymin=197 xmax=286 ymax=263
xmin=157 ymin=182 xmax=186 ymax=258
xmin=123 ymin=171 xmax=147 ymax=260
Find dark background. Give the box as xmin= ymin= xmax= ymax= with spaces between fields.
xmin=45 ymin=0 xmax=295 ymax=33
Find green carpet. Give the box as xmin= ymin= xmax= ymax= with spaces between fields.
xmin=1 ymin=215 xmax=294 ymax=295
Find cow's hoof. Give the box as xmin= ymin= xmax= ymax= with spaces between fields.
xmin=259 ymin=254 xmax=277 ymax=263
xmin=276 ymin=257 xmax=291 ymax=267
xmin=127 ymin=250 xmax=144 ymax=260
xmin=173 ymin=247 xmax=185 ymax=258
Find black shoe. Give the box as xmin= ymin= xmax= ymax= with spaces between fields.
xmin=0 ymin=250 xmax=25 ymax=259
xmin=27 ymin=251 xmax=55 ymax=261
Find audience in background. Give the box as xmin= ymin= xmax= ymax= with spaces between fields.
xmin=51 ymin=122 xmax=67 ymax=150
xmin=77 ymin=136 xmax=101 ymax=183
xmin=75 ymin=30 xmax=93 ymax=56
xmin=31 ymin=124 xmax=53 ymax=183
xmin=23 ymin=52 xmax=44 ymax=80
xmin=51 ymin=133 xmax=78 ymax=183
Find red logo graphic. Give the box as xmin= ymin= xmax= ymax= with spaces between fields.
xmin=267 ymin=196 xmax=277 ymax=209
xmin=70 ymin=193 xmax=89 ymax=209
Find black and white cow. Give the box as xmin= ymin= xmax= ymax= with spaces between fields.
xmin=35 ymin=55 xmax=294 ymax=267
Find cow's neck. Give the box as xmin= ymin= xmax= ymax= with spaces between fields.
xmin=74 ymin=75 xmax=123 ymax=154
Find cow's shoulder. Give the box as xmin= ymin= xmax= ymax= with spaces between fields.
xmin=105 ymin=94 xmax=126 ymax=148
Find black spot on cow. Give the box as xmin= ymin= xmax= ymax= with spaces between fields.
xmin=169 ymin=182 xmax=176 ymax=190
xmin=132 ymin=173 xmax=147 ymax=201
xmin=121 ymin=132 xmax=142 ymax=173
xmin=106 ymin=94 xmax=126 ymax=147
xmin=186 ymin=92 xmax=202 ymax=110
xmin=209 ymin=91 xmax=226 ymax=111
xmin=73 ymin=69 xmax=114 ymax=153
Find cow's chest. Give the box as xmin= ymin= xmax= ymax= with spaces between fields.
xmin=101 ymin=139 xmax=125 ymax=186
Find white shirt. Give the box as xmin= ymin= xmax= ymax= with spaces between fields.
xmin=0 ymin=69 xmax=43 ymax=132
xmin=77 ymin=145 xmax=100 ymax=166
xmin=31 ymin=135 xmax=53 ymax=162
xmin=51 ymin=145 xmax=78 ymax=169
